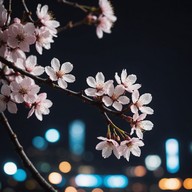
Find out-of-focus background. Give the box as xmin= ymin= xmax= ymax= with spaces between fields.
xmin=0 ymin=0 xmax=192 ymax=191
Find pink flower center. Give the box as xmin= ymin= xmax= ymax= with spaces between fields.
xmin=19 ymin=88 xmax=28 ymax=95
xmin=16 ymin=34 xmax=25 ymax=43
xmin=56 ymin=70 xmax=65 ymax=78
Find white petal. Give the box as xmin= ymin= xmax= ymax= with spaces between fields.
xmin=140 ymin=120 xmax=153 ymax=130
xmin=63 ymin=74 xmax=75 ymax=83
xmin=140 ymin=106 xmax=154 ymax=114
xmin=136 ymin=129 xmax=143 ymax=139
xmin=102 ymin=96 xmax=113 ymax=107
xmin=84 ymin=88 xmax=97 ymax=97
xmin=121 ymin=69 xmax=127 ymax=83
xmin=32 ymin=66 xmax=44 ymax=76
xmin=61 ymin=62 xmax=73 ymax=73
xmin=132 ymin=90 xmax=139 ymax=103
xmin=96 ymin=72 xmax=105 ymax=84
xmin=118 ymin=96 xmax=130 ymax=105
xmin=131 ymin=146 xmax=141 ymax=157
xmin=58 ymin=79 xmax=67 ymax=89
xmin=115 ymin=72 xmax=121 ymax=84
xmin=51 ymin=57 xmax=60 ymax=71
xmin=7 ymin=101 xmax=17 ymax=113
xmin=114 ymin=85 xmax=124 ymax=97
xmin=102 ymin=147 xmax=112 ymax=158
xmin=86 ymin=76 xmax=96 ymax=88
xmin=112 ymin=101 xmax=122 ymax=111
xmin=45 ymin=66 xmax=57 ymax=80
xmin=139 ymin=93 xmax=152 ymax=105
xmin=131 ymin=104 xmax=138 ymax=114
xmin=96 ymin=141 xmax=107 ymax=150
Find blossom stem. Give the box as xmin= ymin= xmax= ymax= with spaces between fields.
xmin=0 ymin=112 xmax=58 ymax=192
xmin=21 ymin=0 xmax=34 ymax=22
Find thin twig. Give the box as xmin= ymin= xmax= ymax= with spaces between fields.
xmin=21 ymin=0 xmax=34 ymax=22
xmin=0 ymin=112 xmax=58 ymax=192
xmin=5 ymin=0 xmax=12 ymax=27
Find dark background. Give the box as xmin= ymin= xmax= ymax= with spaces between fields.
xmin=0 ymin=0 xmax=192 ymax=191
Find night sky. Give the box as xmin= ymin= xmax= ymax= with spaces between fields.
xmin=0 ymin=0 xmax=192 ymax=191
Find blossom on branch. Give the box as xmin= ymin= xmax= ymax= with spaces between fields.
xmin=130 ymin=113 xmax=153 ymax=139
xmin=0 ymin=84 xmax=17 ymax=113
xmin=115 ymin=69 xmax=141 ymax=93
xmin=102 ymin=84 xmax=130 ymax=111
xmin=131 ymin=90 xmax=154 ymax=115
xmin=96 ymin=136 xmax=120 ymax=159
xmin=85 ymin=72 xmax=113 ymax=97
xmin=119 ymin=137 xmax=144 ymax=162
xmin=45 ymin=57 xmax=75 ymax=89
xmin=27 ymin=93 xmax=53 ymax=121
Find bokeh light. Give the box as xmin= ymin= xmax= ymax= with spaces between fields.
xmin=145 ymin=155 xmax=161 ymax=171
xmin=13 ymin=169 xmax=27 ymax=182
xmin=3 ymin=162 xmax=17 ymax=175
xmin=59 ymin=161 xmax=71 ymax=173
xmin=183 ymin=178 xmax=192 ymax=189
xmin=92 ymin=188 xmax=103 ymax=192
xmin=45 ymin=128 xmax=60 ymax=143
xmin=103 ymin=175 xmax=128 ymax=188
xmin=25 ymin=179 xmax=37 ymax=190
xmin=65 ymin=186 xmax=77 ymax=192
xmin=158 ymin=178 xmax=182 ymax=190
xmin=32 ymin=136 xmax=48 ymax=150
xmin=48 ymin=172 xmax=62 ymax=184
xmin=134 ymin=166 xmax=147 ymax=177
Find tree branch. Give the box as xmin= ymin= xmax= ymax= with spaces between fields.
xmin=0 ymin=112 xmax=58 ymax=192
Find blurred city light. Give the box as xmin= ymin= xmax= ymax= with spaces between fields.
xmin=103 ymin=175 xmax=128 ymax=188
xmin=134 ymin=166 xmax=147 ymax=177
xmin=48 ymin=172 xmax=62 ymax=184
xmin=158 ymin=178 xmax=182 ymax=190
xmin=75 ymin=174 xmax=102 ymax=187
xmin=25 ymin=179 xmax=37 ymax=190
xmin=92 ymin=189 xmax=103 ymax=192
xmin=69 ymin=120 xmax=85 ymax=155
xmin=38 ymin=162 xmax=51 ymax=173
xmin=13 ymin=169 xmax=27 ymax=182
xmin=165 ymin=139 xmax=180 ymax=173
xmin=145 ymin=155 xmax=161 ymax=171
xmin=45 ymin=128 xmax=60 ymax=143
xmin=65 ymin=186 xmax=77 ymax=192
xmin=59 ymin=161 xmax=71 ymax=173
xmin=183 ymin=178 xmax=192 ymax=189
xmin=32 ymin=136 xmax=48 ymax=150
xmin=3 ymin=162 xmax=17 ymax=175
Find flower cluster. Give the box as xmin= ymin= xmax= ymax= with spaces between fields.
xmin=86 ymin=0 xmax=117 ymax=38
xmin=84 ymin=70 xmax=154 ymax=161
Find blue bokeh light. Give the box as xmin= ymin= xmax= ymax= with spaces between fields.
xmin=45 ymin=128 xmax=60 ymax=143
xmin=13 ymin=169 xmax=27 ymax=182
xmin=103 ymin=175 xmax=128 ymax=188
xmin=32 ymin=136 xmax=48 ymax=150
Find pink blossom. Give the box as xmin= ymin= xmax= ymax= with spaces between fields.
xmin=99 ymin=0 xmax=117 ymax=22
xmin=130 ymin=113 xmax=153 ymax=139
xmin=15 ymin=55 xmax=44 ymax=76
xmin=10 ymin=77 xmax=40 ymax=104
xmin=96 ymin=136 xmax=120 ymax=159
xmin=102 ymin=84 xmax=130 ymax=111
xmin=0 ymin=84 xmax=17 ymax=113
xmin=6 ymin=48 xmax=26 ymax=62
xmin=119 ymin=137 xmax=144 ymax=161
xmin=96 ymin=16 xmax=113 ymax=39
xmin=27 ymin=93 xmax=53 ymax=121
xmin=115 ymin=69 xmax=141 ymax=93
xmin=36 ymin=4 xmax=60 ymax=35
xmin=45 ymin=57 xmax=75 ymax=89
xmin=7 ymin=22 xmax=36 ymax=52
xmin=0 ymin=29 xmax=8 ymax=57
xmin=85 ymin=72 xmax=113 ymax=97
xmin=131 ymin=90 xmax=154 ymax=114
xmin=35 ymin=27 xmax=54 ymax=54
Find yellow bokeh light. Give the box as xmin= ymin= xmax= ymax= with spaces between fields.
xmin=65 ymin=186 xmax=77 ymax=192
xmin=48 ymin=172 xmax=62 ymax=184
xmin=92 ymin=188 xmax=104 ymax=192
xmin=159 ymin=178 xmax=182 ymax=190
xmin=59 ymin=161 xmax=72 ymax=173
xmin=183 ymin=178 xmax=192 ymax=189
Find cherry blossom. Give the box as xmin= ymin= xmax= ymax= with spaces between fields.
xmin=45 ymin=57 xmax=75 ymax=89
xmin=119 ymin=137 xmax=144 ymax=161
xmin=35 ymin=27 xmax=54 ymax=55
xmin=7 ymin=22 xmax=36 ymax=52
xmin=36 ymin=4 xmax=60 ymax=35
xmin=0 ymin=29 xmax=8 ymax=57
xmin=115 ymin=69 xmax=141 ymax=93
xmin=27 ymin=93 xmax=53 ymax=121
xmin=0 ymin=84 xmax=17 ymax=113
xmin=85 ymin=72 xmax=113 ymax=97
xmin=130 ymin=113 xmax=153 ymax=139
xmin=15 ymin=55 xmax=44 ymax=76
xmin=96 ymin=136 xmax=120 ymax=159
xmin=131 ymin=89 xmax=154 ymax=115
xmin=102 ymin=84 xmax=129 ymax=111
xmin=10 ymin=77 xmax=40 ymax=104
xmin=96 ymin=16 xmax=113 ymax=39
xmin=0 ymin=1 xmax=9 ymax=27
xmin=6 ymin=48 xmax=26 ymax=62
xmin=99 ymin=0 xmax=117 ymax=22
